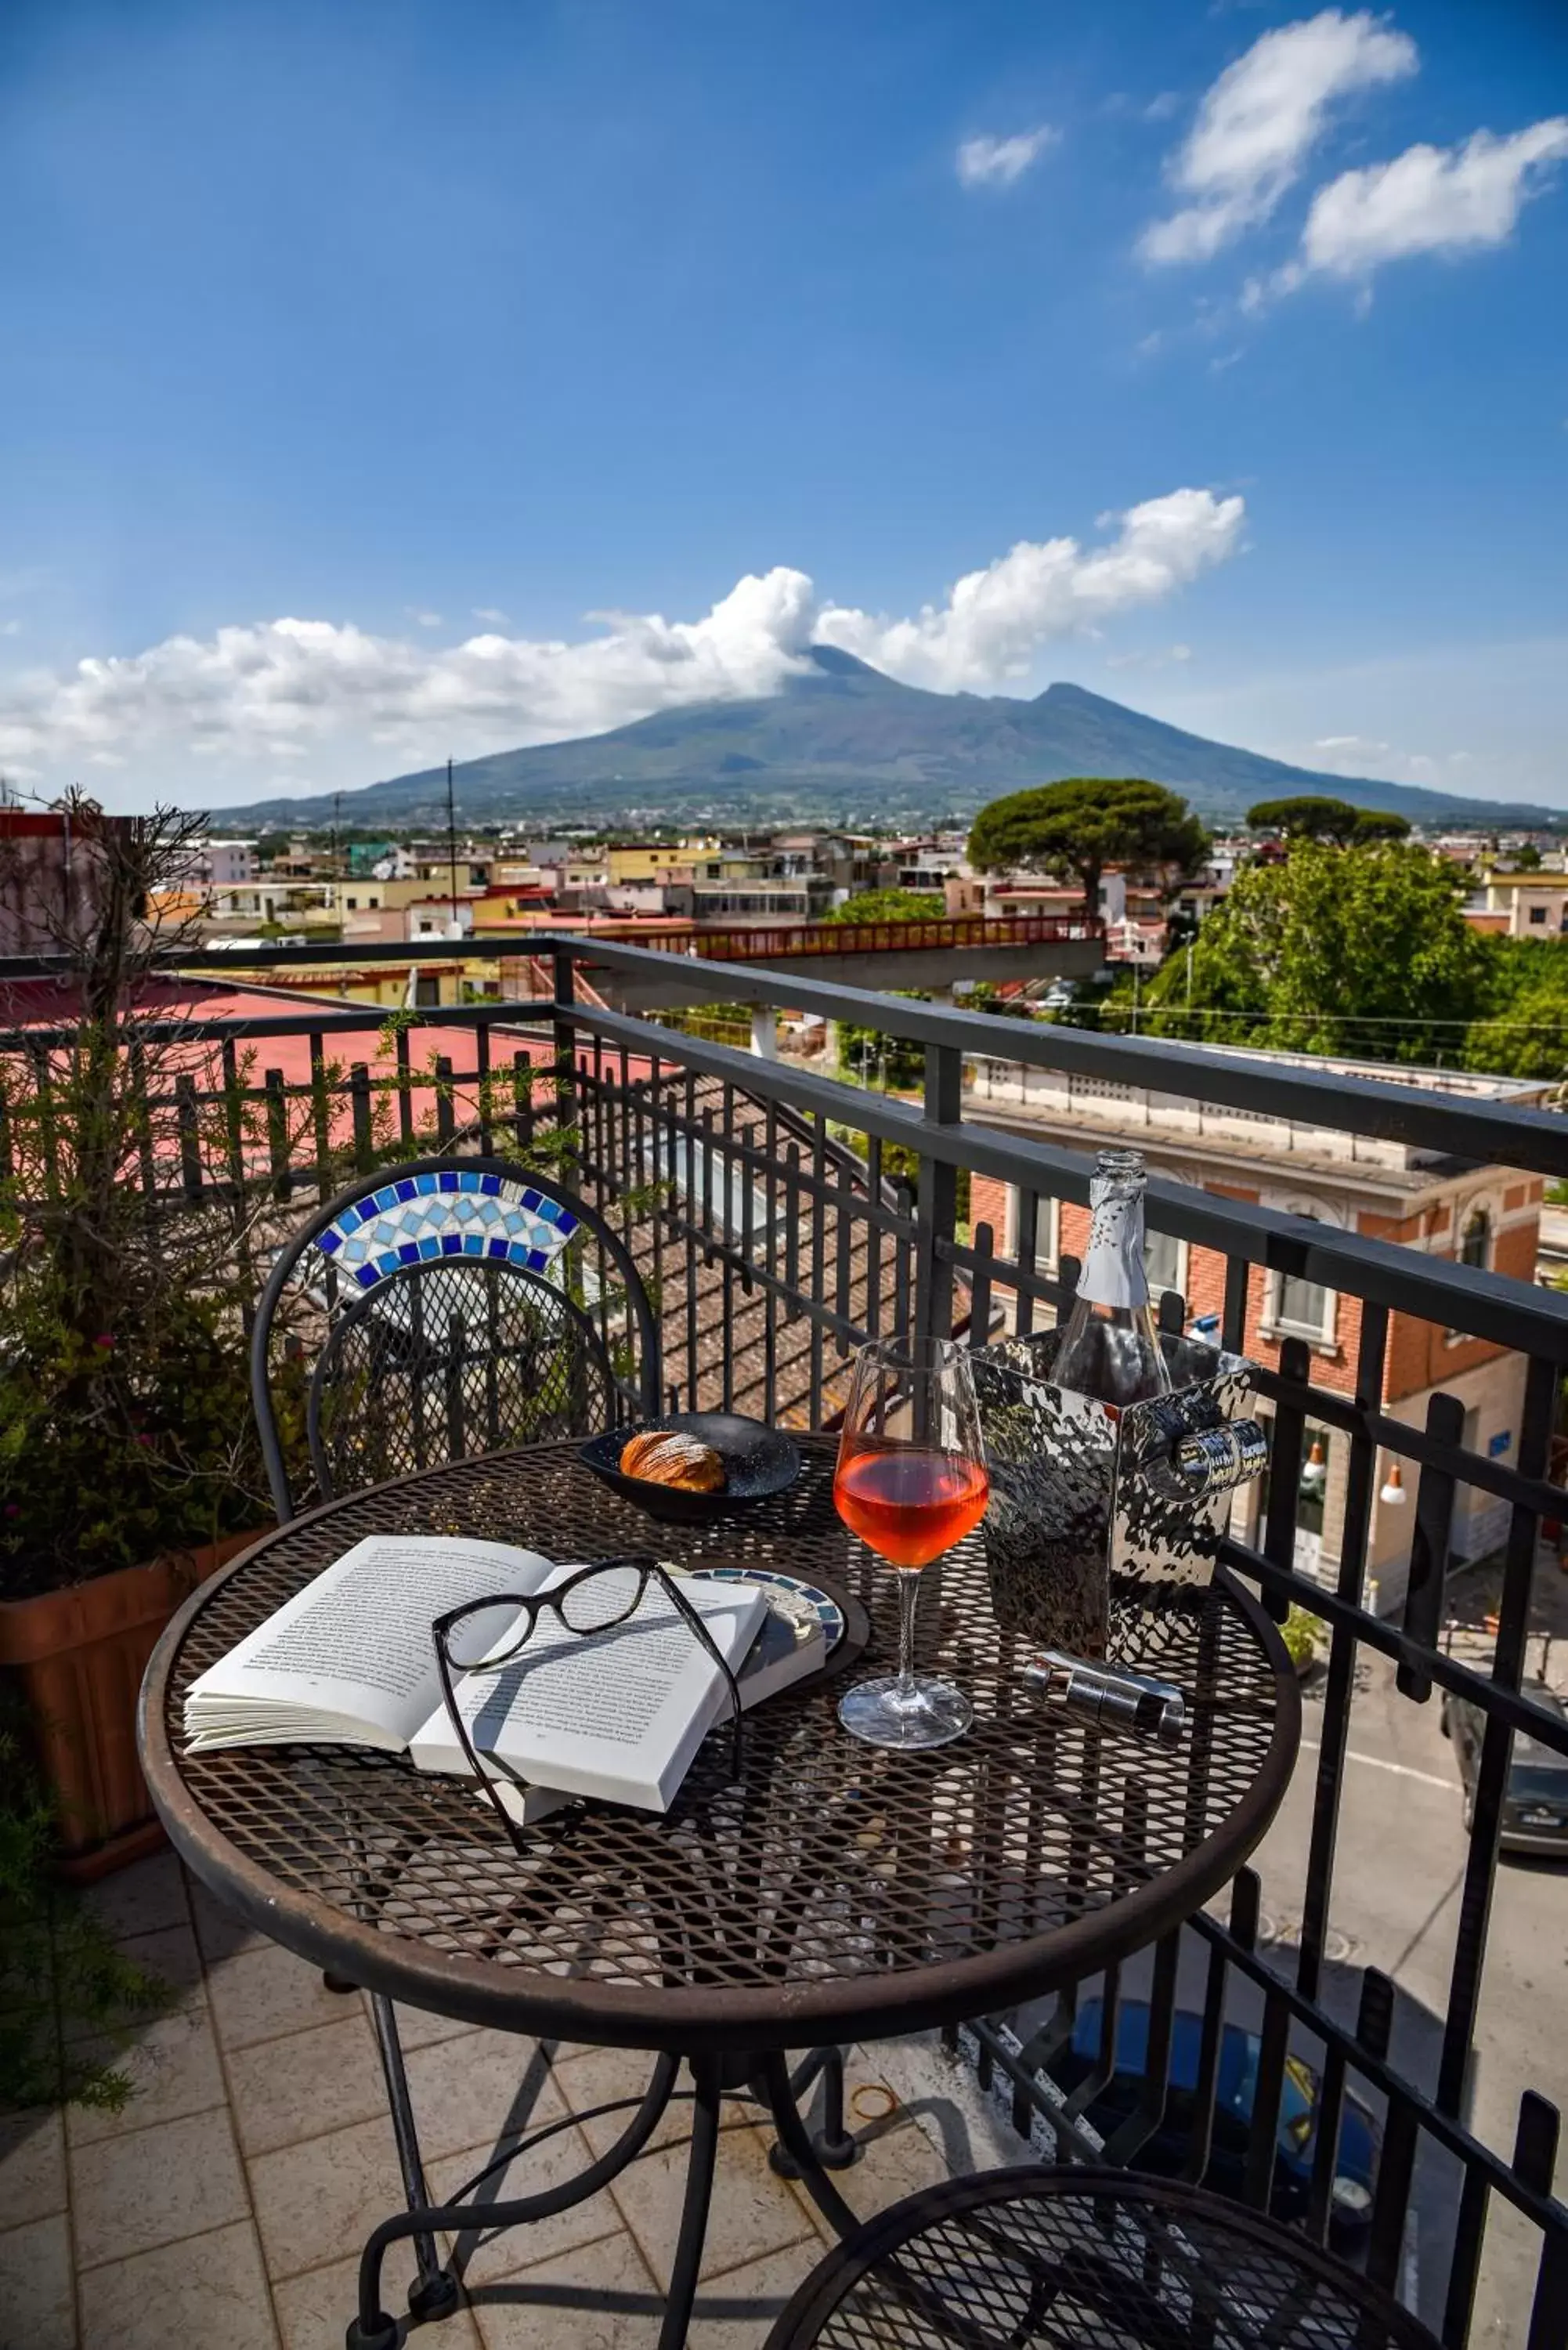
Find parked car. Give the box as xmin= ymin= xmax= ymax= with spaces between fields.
xmin=1441 ymin=1680 xmax=1568 ymax=1856
xmin=1041 ymin=1998 xmax=1381 ymax=2247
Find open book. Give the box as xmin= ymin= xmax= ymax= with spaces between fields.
xmin=182 ymin=1537 xmax=766 ymax=1813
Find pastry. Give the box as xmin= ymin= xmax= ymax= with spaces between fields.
xmin=620 ymin=1430 xmax=727 ymax=1493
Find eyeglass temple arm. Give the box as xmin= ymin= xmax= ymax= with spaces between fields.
xmin=654 ymin=1569 xmax=745 ymax=1775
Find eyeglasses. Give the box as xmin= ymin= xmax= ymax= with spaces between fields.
xmin=430 ymin=1555 xmax=744 ymax=1850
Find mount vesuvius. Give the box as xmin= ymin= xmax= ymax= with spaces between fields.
xmin=218 ymin=650 xmax=1554 ymax=832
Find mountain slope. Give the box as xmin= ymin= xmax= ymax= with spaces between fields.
xmin=221 ymin=651 xmax=1559 ymax=830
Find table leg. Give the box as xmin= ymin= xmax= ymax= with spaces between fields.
xmin=659 ymin=2053 xmax=721 ymax=2350
xmin=344 ymin=2048 xmax=680 ymax=2350
xmin=366 ymin=1993 xmax=458 ymax=2323
xmin=756 ymin=2051 xmax=862 ymax=2241
xmin=768 ymin=2047 xmax=858 ymax=2178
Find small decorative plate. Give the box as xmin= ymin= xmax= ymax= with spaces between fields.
xmin=687 ymin=1565 xmax=847 ymax=1655
xmin=579 ymin=1412 xmax=802 ymax=1524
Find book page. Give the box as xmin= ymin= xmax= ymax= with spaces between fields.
xmin=184 ymin=1536 xmax=552 ymax=1746
xmin=408 ymin=1566 xmax=764 ymax=1810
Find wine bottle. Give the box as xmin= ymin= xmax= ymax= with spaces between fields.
xmin=1053 ymin=1148 xmax=1174 ymax=1406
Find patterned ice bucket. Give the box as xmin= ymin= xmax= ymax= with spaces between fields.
xmin=971 ymin=1329 xmax=1267 ymax=1657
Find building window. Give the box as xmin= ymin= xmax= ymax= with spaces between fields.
xmin=1145 ymin=1224 xmax=1187 ymax=1307
xmin=1266 ymin=1206 xmax=1335 ymax=1343
xmin=346 ymin=896 xmax=358 ymax=909
xmin=1460 ymin=1205 xmax=1492 ymax=1271
xmin=1529 ymin=906 xmax=1548 ymax=925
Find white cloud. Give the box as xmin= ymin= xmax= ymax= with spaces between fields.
xmin=1277 ymin=116 xmax=1568 ymax=287
xmin=471 ymin=606 xmax=509 ymax=624
xmin=956 ymin=126 xmax=1058 ymax=189
xmin=407 ymin=609 xmax=444 ymax=629
xmin=0 ymin=620 xmax=22 ymax=638
xmin=1104 ymin=642 xmax=1195 ymax=672
xmin=1309 ymin=732 xmax=1455 ymax=783
xmin=0 ymin=494 xmax=1245 ymax=792
xmin=815 ymin=491 xmax=1244 ymax=691
xmin=1140 ymin=9 xmax=1417 ymax=265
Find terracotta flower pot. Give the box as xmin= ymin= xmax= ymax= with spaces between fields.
xmin=0 ymin=1528 xmax=268 ymax=1881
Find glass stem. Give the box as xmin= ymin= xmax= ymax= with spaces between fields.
xmin=896 ymin=1568 xmax=921 ymax=1694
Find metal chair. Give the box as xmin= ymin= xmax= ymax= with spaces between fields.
xmin=764 ymin=2167 xmax=1441 ymax=2349
xmin=247 ymin=1151 xmax=662 ymax=2329
xmin=251 ymin=1151 xmax=661 ymax=1520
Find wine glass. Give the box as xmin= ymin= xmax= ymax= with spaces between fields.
xmin=833 ymin=1335 xmax=989 ymax=1750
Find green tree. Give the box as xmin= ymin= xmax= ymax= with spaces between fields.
xmin=1246 ymin=795 xmax=1360 ymax=843
xmin=1464 ymin=982 xmax=1568 ymax=1080
xmin=1350 ymin=809 xmax=1413 ymax=844
xmin=1513 ymin=842 xmax=1543 ymax=870
xmin=823 ymin=888 xmax=944 ymax=924
xmin=967 ymin=779 xmax=1208 ymax=914
xmin=1143 ymin=838 xmax=1490 ymax=1063
xmin=836 ymin=994 xmax=927 ymax=1090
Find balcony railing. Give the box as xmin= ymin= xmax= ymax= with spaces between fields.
xmin=579 ymin=911 xmax=1105 ymax=963
xmin=2 ymin=930 xmax=1566 ymax=2345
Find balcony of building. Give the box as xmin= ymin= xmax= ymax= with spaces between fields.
xmin=1 ymin=933 xmax=1566 ymax=2350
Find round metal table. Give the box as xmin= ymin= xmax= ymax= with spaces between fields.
xmin=762 ymin=2168 xmax=1439 ymax=2349
xmin=139 ymin=1438 xmax=1299 ymax=2349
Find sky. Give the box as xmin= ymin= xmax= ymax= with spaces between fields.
xmin=1 ymin=0 xmax=1565 ymax=815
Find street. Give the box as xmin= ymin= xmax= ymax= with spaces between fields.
xmin=1252 ymin=1645 xmax=1567 ymax=2344
xmin=1009 ymin=1636 xmax=1567 ymax=2344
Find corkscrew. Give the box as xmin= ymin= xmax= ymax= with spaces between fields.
xmin=1021 ymin=1649 xmax=1186 ymax=1748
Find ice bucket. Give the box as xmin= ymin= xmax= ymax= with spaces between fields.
xmin=971 ymin=1328 xmax=1267 ymax=1656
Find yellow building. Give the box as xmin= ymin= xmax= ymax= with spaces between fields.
xmin=605 ymin=837 xmax=717 ymax=884
xmin=331 ymin=876 xmax=489 ymax=920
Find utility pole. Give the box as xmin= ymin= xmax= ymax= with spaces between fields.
xmin=446 ymin=757 xmax=460 ymax=931
xmin=331 ymin=791 xmax=342 ymax=874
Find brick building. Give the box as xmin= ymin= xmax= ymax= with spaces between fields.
xmin=965 ymin=1044 xmax=1551 ymax=1611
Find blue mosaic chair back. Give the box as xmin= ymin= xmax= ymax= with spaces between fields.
xmin=313 ymin=1166 xmax=580 ymax=1289
xmin=252 ymin=1156 xmax=661 ymax=1520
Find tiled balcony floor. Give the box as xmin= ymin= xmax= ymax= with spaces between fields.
xmin=2 ymin=1849 xmax=1020 ymax=2350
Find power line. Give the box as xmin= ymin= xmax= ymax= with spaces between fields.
xmin=1091 ymin=1003 xmax=1568 ymax=1035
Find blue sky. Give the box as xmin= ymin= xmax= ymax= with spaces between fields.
xmin=1 ymin=0 xmax=1564 ymax=812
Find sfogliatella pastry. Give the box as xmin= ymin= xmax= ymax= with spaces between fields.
xmin=619 ymin=1430 xmax=727 ymax=1493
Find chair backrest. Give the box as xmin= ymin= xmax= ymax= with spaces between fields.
xmin=251 ymin=1153 xmax=661 ymax=1520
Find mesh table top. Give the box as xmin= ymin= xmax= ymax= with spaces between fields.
xmin=762 ymin=2169 xmax=1437 ymax=2350
xmin=141 ymin=1440 xmax=1298 ymax=2054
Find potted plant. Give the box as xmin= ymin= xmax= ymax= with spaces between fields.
xmin=1 ymin=1694 xmax=170 ymax=2103
xmin=0 ymin=798 xmax=286 ymax=1875
xmin=1280 ymin=1604 xmax=1321 ymax=1678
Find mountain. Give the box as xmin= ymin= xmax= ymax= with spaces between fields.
xmin=220 ymin=650 xmax=1560 ymax=832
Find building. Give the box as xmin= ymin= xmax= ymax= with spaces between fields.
xmin=982 ymin=869 xmax=1165 ymax=960
xmin=341 ymin=900 xmax=475 ymax=945
xmin=1461 ymin=867 xmax=1568 ymax=937
xmin=605 ymin=839 xmax=715 ymax=885
xmin=966 ymin=1042 xmax=1550 ymax=1611
xmin=193 ymin=839 xmax=258 ymax=891
xmin=0 ymin=808 xmax=136 ymax=955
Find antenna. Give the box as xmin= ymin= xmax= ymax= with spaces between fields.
xmin=446 ymin=756 xmax=460 ymax=930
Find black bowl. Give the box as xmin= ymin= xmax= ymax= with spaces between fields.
xmin=579 ymin=1413 xmax=803 ymax=1524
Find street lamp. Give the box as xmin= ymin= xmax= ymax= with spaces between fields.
xmin=1299 ymin=1435 xmax=1328 ymax=1502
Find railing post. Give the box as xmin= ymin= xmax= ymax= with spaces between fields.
xmin=553 ymin=945 xmax=578 ymax=1183
xmin=913 ymin=1040 xmax=961 ymax=1344
xmin=350 ymin=1063 xmax=374 ymax=1173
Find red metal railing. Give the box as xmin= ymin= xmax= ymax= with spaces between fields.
xmin=577 ymin=913 xmax=1103 ymax=964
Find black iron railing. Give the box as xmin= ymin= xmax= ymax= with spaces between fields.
xmin=2 ymin=931 xmax=1566 ymax=2344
